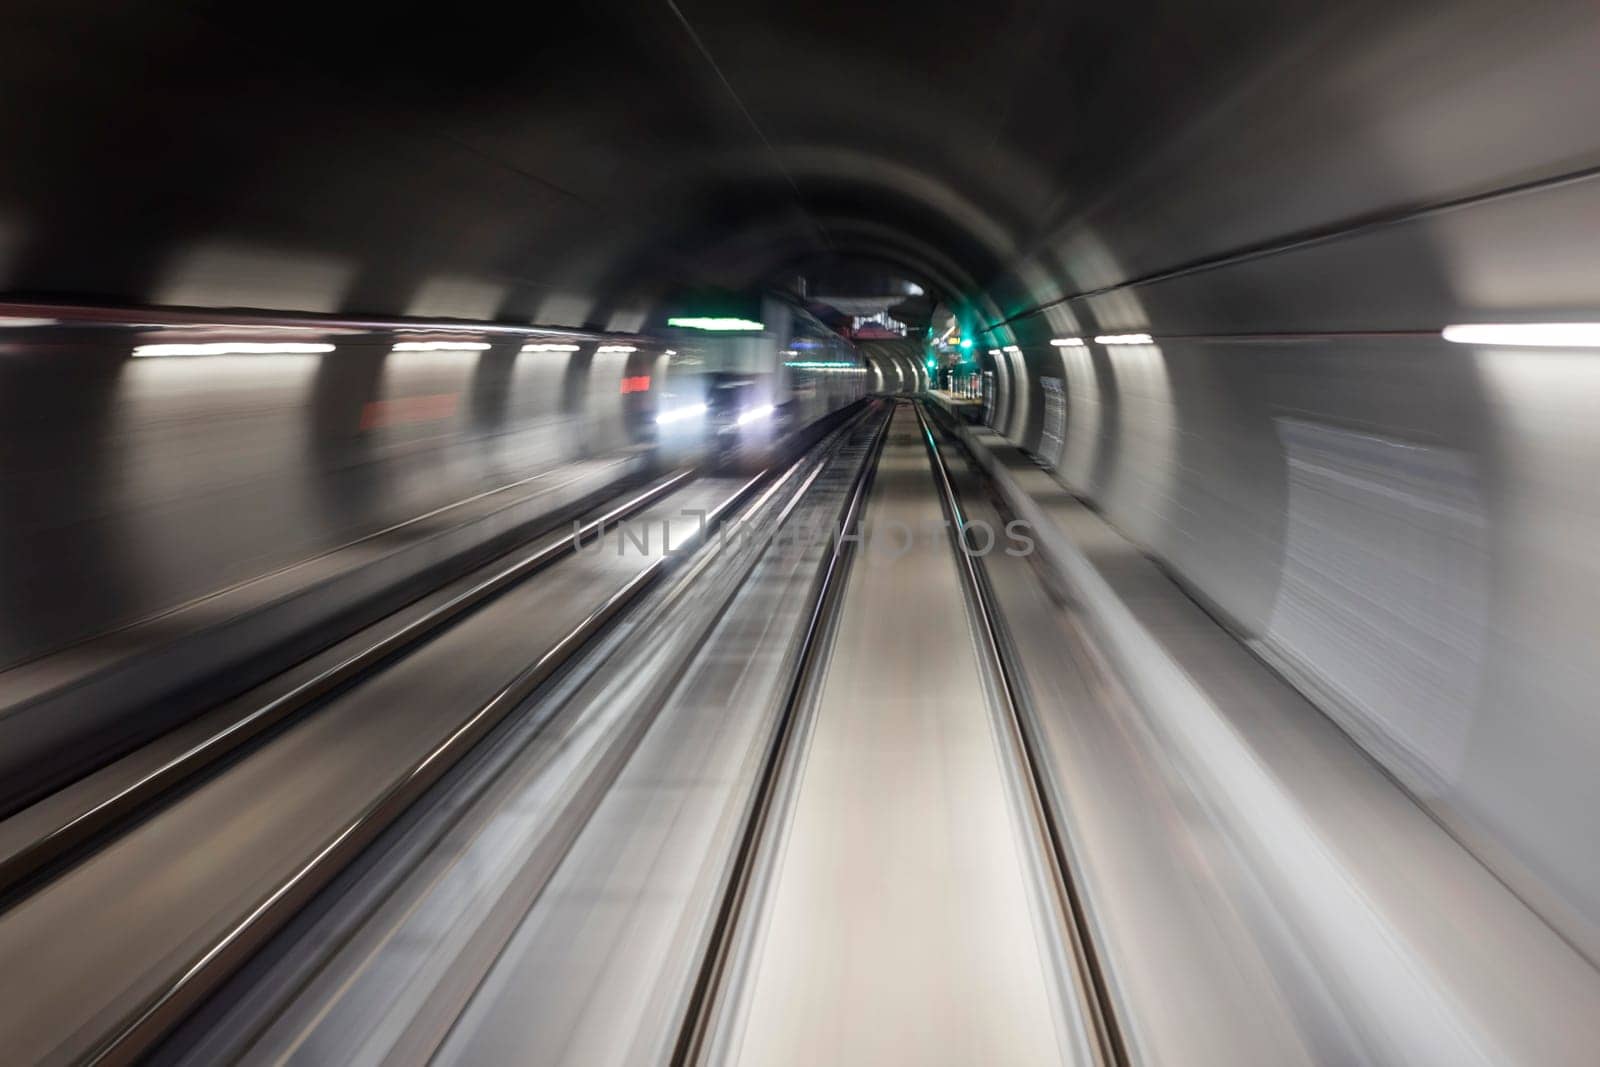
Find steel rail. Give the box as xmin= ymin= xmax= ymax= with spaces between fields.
xmin=405 ymin=406 xmax=877 ymax=1066
xmin=0 ymin=470 xmax=696 ymax=906
xmin=669 ymin=401 xmax=894 ymax=1067
xmin=74 ymin=453 xmax=815 ymax=1065
xmin=73 ymin=399 xmax=884 ymax=1065
xmin=915 ymin=400 xmax=1129 ymax=1067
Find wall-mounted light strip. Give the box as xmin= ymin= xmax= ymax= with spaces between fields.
xmin=1094 ymin=333 xmax=1154 ymax=346
xmin=784 ymin=360 xmax=862 ymax=371
xmin=522 ymin=342 xmax=581 ymax=352
xmin=736 ymin=404 xmax=775 ymax=426
xmin=1442 ymin=323 xmax=1600 ymax=348
xmin=133 ymin=342 xmax=336 ymax=357
xmin=1050 ymin=337 xmax=1086 ymax=347
xmin=1003 ymin=345 xmax=1021 ymax=354
xmin=988 ymin=348 xmax=1002 ymax=356
xmin=667 ymin=317 xmax=765 ymax=331
xmin=596 ymin=344 xmax=638 ymax=354
xmin=392 ymin=340 xmax=492 ymax=352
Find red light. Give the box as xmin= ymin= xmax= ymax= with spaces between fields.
xmin=620 ymin=375 xmax=651 ymax=394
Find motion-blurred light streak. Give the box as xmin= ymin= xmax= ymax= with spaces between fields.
xmin=391 ymin=341 xmax=492 ymax=352
xmin=132 ymin=342 xmax=336 ymax=357
xmin=1442 ymin=323 xmax=1600 ymax=348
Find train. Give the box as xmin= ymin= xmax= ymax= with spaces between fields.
xmin=647 ymin=295 xmax=870 ymax=470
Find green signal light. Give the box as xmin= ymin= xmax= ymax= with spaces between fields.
xmin=667 ymin=316 xmax=766 ymax=331
xmin=959 ymin=338 xmax=973 ymax=350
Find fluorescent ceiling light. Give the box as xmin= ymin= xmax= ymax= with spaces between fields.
xmin=1442 ymin=323 xmax=1600 ymax=348
xmin=596 ymin=344 xmax=638 ymax=353
xmin=1003 ymin=345 xmax=1021 ymax=354
xmin=656 ymin=402 xmax=708 ymax=425
xmin=988 ymin=348 xmax=1001 ymax=356
xmin=522 ymin=342 xmax=581 ymax=352
xmin=667 ymin=317 xmax=765 ymax=331
xmin=1050 ymin=337 xmax=1086 ymax=347
xmin=0 ymin=317 xmax=58 ymax=328
xmin=392 ymin=341 xmax=491 ymax=351
xmin=133 ymin=342 xmax=336 ymax=357
xmin=736 ymin=404 xmax=775 ymax=426
xmin=1094 ymin=333 xmax=1154 ymax=345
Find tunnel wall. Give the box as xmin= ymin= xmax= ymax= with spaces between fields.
xmin=0 ymin=0 xmax=1592 ymax=959
xmin=992 ymin=156 xmax=1600 ymax=959
xmin=858 ymin=340 xmax=928 ymax=395
xmin=0 ymin=339 xmax=638 ymax=669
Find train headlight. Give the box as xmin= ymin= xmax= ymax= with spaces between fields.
xmin=736 ymin=404 xmax=775 ymax=427
xmin=656 ymin=403 xmax=708 ymax=425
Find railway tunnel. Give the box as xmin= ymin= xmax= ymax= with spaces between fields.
xmin=1 ymin=1 xmax=1599 ymax=1063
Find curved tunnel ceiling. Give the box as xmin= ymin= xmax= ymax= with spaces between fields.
xmin=0 ymin=0 xmax=1594 ymax=335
